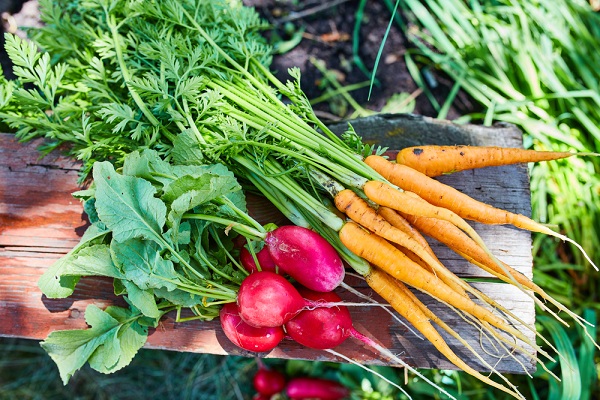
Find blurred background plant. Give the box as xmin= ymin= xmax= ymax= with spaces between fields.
xmin=1 ymin=0 xmax=599 ymax=399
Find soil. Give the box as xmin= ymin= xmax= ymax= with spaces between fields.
xmin=246 ymin=0 xmax=476 ymax=121
xmin=2 ymin=0 xmax=475 ymax=121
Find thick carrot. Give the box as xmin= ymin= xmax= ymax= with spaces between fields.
xmin=366 ymin=154 xmax=537 ymax=227
xmin=396 ymin=145 xmax=575 ymax=177
xmin=365 ymin=155 xmax=598 ymax=270
xmin=339 ymin=222 xmax=531 ymax=344
xmin=334 ymin=189 xmax=468 ymax=297
xmin=365 ymin=267 xmax=525 ymax=400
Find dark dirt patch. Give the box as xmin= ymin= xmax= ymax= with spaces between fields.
xmin=248 ymin=0 xmax=477 ymax=121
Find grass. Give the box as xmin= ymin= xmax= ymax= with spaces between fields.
xmin=0 ymin=337 xmax=258 ymax=400
xmin=388 ymin=0 xmax=600 ymax=398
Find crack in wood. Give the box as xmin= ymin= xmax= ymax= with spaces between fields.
xmin=26 ymin=162 xmax=80 ymax=172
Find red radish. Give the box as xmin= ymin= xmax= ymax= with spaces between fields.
xmin=240 ymin=246 xmax=278 ymax=274
xmin=284 ymin=288 xmax=373 ymax=350
xmin=253 ymin=367 xmax=286 ymax=396
xmin=219 ymin=303 xmax=284 ymax=352
xmin=236 ymin=271 xmax=354 ymax=328
xmin=265 ymin=226 xmax=345 ymax=292
xmin=284 ymin=293 xmax=455 ymax=400
xmin=286 ymin=377 xmax=349 ymax=400
xmin=237 ymin=271 xmax=308 ymax=327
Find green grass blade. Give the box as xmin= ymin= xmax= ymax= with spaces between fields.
xmin=368 ymin=0 xmax=400 ymax=100
xmin=538 ymin=316 xmax=582 ymax=400
xmin=578 ymin=309 xmax=598 ymax=400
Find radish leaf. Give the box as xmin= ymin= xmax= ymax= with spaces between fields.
xmin=37 ymin=223 xmax=110 ymax=298
xmin=111 ymin=239 xmax=179 ymax=292
xmin=41 ymin=304 xmax=150 ymax=385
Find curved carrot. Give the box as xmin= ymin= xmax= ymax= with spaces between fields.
xmin=334 ymin=189 xmax=467 ymax=297
xmin=365 ymin=155 xmax=598 ymax=271
xmin=339 ymin=222 xmax=531 ymax=344
xmin=365 ymin=267 xmax=525 ymax=400
xmin=396 ymin=145 xmax=575 ymax=177
xmin=400 ymin=212 xmax=538 ymax=290
xmin=376 ymin=206 xmax=435 ymax=259
xmin=401 ymin=211 xmax=600 ymax=339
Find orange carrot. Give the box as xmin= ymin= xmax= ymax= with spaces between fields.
xmin=339 ymin=222 xmax=531 ymax=344
xmin=366 ymin=154 xmax=536 ymax=227
xmin=396 ymin=145 xmax=576 ymax=177
xmin=399 ymin=211 xmax=600 ymax=334
xmin=399 ymin=212 xmax=537 ymax=289
xmin=364 ymin=155 xmax=598 ymax=270
xmin=365 ymin=267 xmax=525 ymax=399
xmin=377 ymin=206 xmax=436 ymax=259
xmin=334 ymin=189 xmax=468 ymax=297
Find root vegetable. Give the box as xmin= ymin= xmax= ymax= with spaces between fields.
xmin=219 ymin=303 xmax=284 ymax=352
xmin=265 ymin=225 xmax=345 ymax=292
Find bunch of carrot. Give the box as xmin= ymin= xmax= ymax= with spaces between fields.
xmin=318 ymin=145 xmax=598 ymax=399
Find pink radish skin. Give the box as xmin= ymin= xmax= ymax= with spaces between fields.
xmin=237 ymin=271 xmax=308 ymax=327
xmin=253 ymin=367 xmax=286 ymax=396
xmin=284 ymin=288 xmax=352 ymax=349
xmin=240 ymin=246 xmax=278 ymax=274
xmin=265 ymin=226 xmax=345 ymax=292
xmin=219 ymin=303 xmax=284 ymax=352
xmin=284 ymin=287 xmax=381 ymax=351
xmin=237 ymin=271 xmax=351 ymax=328
xmin=286 ymin=377 xmax=350 ymax=400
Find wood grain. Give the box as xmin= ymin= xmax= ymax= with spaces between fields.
xmin=0 ymin=114 xmax=536 ymax=374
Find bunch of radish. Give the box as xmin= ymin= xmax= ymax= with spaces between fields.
xmin=221 ymin=225 xmax=348 ymax=352
xmin=252 ymin=361 xmax=349 ymax=400
xmin=220 ymin=226 xmax=456 ymax=399
xmin=222 ymin=225 xmax=395 ymax=354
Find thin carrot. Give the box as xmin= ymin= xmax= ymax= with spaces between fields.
xmin=394 ymin=210 xmax=600 ymax=348
xmin=365 ymin=267 xmax=525 ymax=400
xmin=376 ymin=206 xmax=436 ymax=259
xmin=382 ymin=271 xmax=551 ymax=381
xmin=334 ymin=189 xmax=468 ymax=297
xmin=400 ymin=210 xmax=599 ymax=343
xmin=395 ymin=145 xmax=580 ymax=177
xmin=339 ymin=222 xmax=532 ymax=345
xmin=364 ymin=155 xmax=598 ymax=271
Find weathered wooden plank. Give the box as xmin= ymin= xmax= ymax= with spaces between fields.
xmin=0 ymin=114 xmax=536 ymax=374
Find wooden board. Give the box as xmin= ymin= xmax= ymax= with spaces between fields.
xmin=0 ymin=114 xmax=536 ymax=374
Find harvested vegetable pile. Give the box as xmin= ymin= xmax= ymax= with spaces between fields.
xmin=0 ymin=1 xmax=597 ymax=398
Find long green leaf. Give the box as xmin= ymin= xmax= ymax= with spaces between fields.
xmin=538 ymin=316 xmax=581 ymax=400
